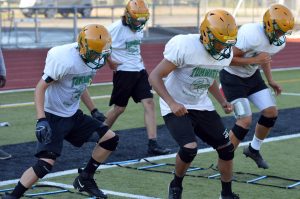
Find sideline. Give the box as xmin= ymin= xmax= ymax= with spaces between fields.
xmin=1 ymin=133 xmax=300 ymax=186
xmin=1 ymin=91 xmax=300 ymax=108
xmin=0 ymin=67 xmax=299 ymax=94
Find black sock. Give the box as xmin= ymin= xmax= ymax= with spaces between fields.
xmin=171 ymin=174 xmax=184 ymax=188
xmin=221 ymin=180 xmax=232 ymax=196
xmin=82 ymin=157 xmax=101 ymax=176
xmin=11 ymin=181 xmax=28 ymax=198
xmin=249 ymin=144 xmax=259 ymax=153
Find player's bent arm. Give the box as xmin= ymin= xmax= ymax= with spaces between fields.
xmin=208 ymin=80 xmax=227 ymax=106
xmin=230 ymin=46 xmax=257 ymax=66
xmin=260 ymin=62 xmax=273 ymax=83
xmin=34 ymin=79 xmax=50 ymax=120
xmin=148 ymin=58 xmax=177 ymax=106
xmin=106 ymin=56 xmax=121 ymax=71
xmin=81 ymin=89 xmax=96 ymax=112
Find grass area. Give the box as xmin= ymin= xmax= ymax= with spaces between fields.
xmin=0 ymin=69 xmax=300 ymax=145
xmin=1 ymin=138 xmax=299 ymax=198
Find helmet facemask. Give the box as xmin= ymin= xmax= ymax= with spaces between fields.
xmin=202 ymin=30 xmax=236 ymax=60
xmin=82 ymin=45 xmax=112 ymax=70
xmin=126 ymin=11 xmax=148 ymax=31
xmin=265 ymin=21 xmax=292 ymax=46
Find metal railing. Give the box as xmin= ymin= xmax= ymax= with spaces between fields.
xmin=0 ymin=1 xmax=299 ymax=48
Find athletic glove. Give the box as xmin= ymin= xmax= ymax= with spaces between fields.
xmin=91 ymin=108 xmax=106 ymax=122
xmin=36 ymin=118 xmax=52 ymax=144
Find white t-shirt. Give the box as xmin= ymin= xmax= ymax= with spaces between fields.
xmin=224 ymin=23 xmax=285 ymax=77
xmin=43 ymin=42 xmax=97 ymax=117
xmin=108 ymin=20 xmax=144 ymax=71
xmin=160 ymin=34 xmax=233 ymax=116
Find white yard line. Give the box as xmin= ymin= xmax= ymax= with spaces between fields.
xmin=0 ymin=67 xmax=299 ymax=95
xmin=1 ymin=91 xmax=300 ymax=109
xmin=38 ymin=181 xmax=161 ymax=199
xmin=1 ymin=133 xmax=300 ymax=187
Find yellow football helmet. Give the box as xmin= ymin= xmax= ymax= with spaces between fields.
xmin=263 ymin=4 xmax=294 ymax=46
xmin=124 ymin=0 xmax=150 ymax=31
xmin=78 ymin=24 xmax=112 ymax=69
xmin=200 ymin=9 xmax=237 ymax=60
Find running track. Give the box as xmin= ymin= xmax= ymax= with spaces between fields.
xmin=2 ymin=38 xmax=300 ymax=90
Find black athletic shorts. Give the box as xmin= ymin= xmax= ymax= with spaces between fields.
xmin=163 ymin=110 xmax=230 ymax=149
xmin=219 ymin=69 xmax=268 ymax=102
xmin=35 ymin=109 xmax=109 ymax=158
xmin=109 ymin=69 xmax=153 ymax=107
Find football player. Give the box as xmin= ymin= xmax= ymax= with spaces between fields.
xmin=2 ymin=24 xmax=117 ymax=199
xmin=105 ymin=0 xmax=171 ymax=155
xmin=219 ymin=4 xmax=294 ymax=169
xmin=149 ymin=10 xmax=239 ymax=199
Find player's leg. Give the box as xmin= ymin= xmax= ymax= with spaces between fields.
xmin=245 ymin=88 xmax=277 ymax=169
xmin=70 ymin=110 xmax=118 ymax=198
xmin=219 ymin=69 xmax=252 ymax=149
xmin=135 ymin=70 xmax=171 ymax=155
xmin=105 ymin=71 xmax=134 ymax=128
xmin=163 ymin=113 xmax=197 ymax=199
xmin=3 ymin=112 xmax=64 ymax=199
xmin=192 ymin=110 xmax=239 ymax=199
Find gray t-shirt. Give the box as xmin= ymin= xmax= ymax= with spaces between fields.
xmin=43 ymin=43 xmax=97 ymax=117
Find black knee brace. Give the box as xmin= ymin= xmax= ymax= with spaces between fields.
xmin=32 ymin=159 xmax=53 ymax=178
xmin=232 ymin=124 xmax=249 ymax=141
xmin=178 ymin=147 xmax=197 ymax=163
xmin=99 ymin=135 xmax=119 ymax=151
xmin=217 ymin=143 xmax=234 ymax=161
xmin=258 ymin=115 xmax=277 ymax=128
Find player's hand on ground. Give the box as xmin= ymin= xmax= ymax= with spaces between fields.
xmin=169 ymin=102 xmax=188 ymax=117
xmin=221 ymin=101 xmax=233 ymax=114
xmin=268 ymin=80 xmax=282 ymax=96
xmin=91 ymin=108 xmax=106 ymax=122
xmin=255 ymin=52 xmax=272 ymax=65
xmin=35 ymin=118 xmax=52 ymax=144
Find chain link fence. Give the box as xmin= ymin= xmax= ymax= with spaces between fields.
xmin=0 ymin=0 xmax=299 ymax=48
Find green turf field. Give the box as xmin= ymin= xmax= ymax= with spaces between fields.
xmin=1 ymin=138 xmax=299 ymax=198
xmin=0 ymin=69 xmax=300 ymax=145
xmin=0 ymin=69 xmax=300 ymax=198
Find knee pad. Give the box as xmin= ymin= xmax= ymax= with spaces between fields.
xmin=232 ymin=124 xmax=249 ymax=141
xmin=36 ymin=151 xmax=58 ymax=160
xmin=32 ymin=159 xmax=53 ymax=178
xmin=258 ymin=115 xmax=277 ymax=128
xmin=231 ymin=98 xmax=252 ymax=119
xmin=178 ymin=147 xmax=197 ymax=163
xmin=99 ymin=135 xmax=119 ymax=151
xmin=217 ymin=143 xmax=234 ymax=161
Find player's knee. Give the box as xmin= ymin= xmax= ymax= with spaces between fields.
xmin=262 ymin=107 xmax=278 ymax=118
xmin=178 ymin=147 xmax=197 ymax=163
xmin=99 ymin=135 xmax=119 ymax=151
xmin=258 ymin=115 xmax=277 ymax=128
xmin=232 ymin=124 xmax=249 ymax=141
xmin=114 ymin=106 xmax=126 ymax=115
xmin=217 ymin=143 xmax=234 ymax=161
xmin=32 ymin=159 xmax=53 ymax=178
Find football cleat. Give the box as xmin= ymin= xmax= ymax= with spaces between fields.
xmin=73 ymin=173 xmax=107 ymax=199
xmin=219 ymin=192 xmax=240 ymax=199
xmin=168 ymin=182 xmax=182 ymax=199
xmin=243 ymin=145 xmax=269 ymax=169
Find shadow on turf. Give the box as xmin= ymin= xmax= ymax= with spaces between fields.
xmin=1 ymin=107 xmax=299 ymax=181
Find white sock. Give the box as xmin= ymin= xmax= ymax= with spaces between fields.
xmin=250 ymin=135 xmax=263 ymax=151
